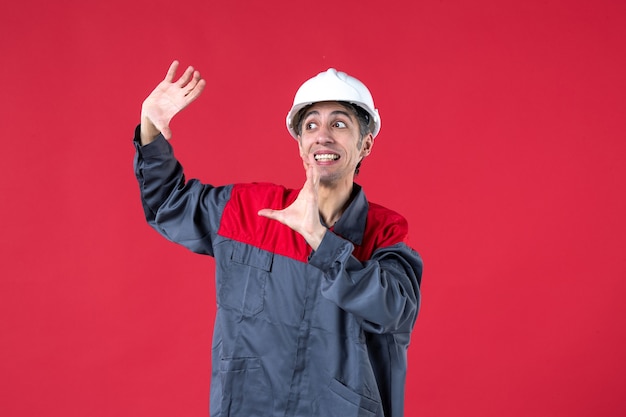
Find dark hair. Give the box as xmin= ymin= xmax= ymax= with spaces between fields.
xmin=294 ymin=102 xmax=372 ymax=175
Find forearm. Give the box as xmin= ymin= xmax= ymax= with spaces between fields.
xmin=309 ymin=232 xmax=422 ymax=334
xmin=134 ymin=126 xmax=183 ymax=222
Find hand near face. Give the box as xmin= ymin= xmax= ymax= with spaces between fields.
xmin=258 ymin=162 xmax=327 ymax=250
xmin=140 ymin=60 xmax=206 ymax=144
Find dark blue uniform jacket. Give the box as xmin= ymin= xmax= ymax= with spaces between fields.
xmin=134 ymin=129 xmax=423 ymax=417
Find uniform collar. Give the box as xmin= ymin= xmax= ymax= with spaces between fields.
xmin=330 ymin=183 xmax=368 ymax=246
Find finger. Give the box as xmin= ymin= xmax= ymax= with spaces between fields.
xmin=184 ymin=71 xmax=199 ymax=89
xmin=305 ymin=163 xmax=319 ymax=189
xmin=258 ymin=208 xmax=282 ymax=222
xmin=310 ymin=163 xmax=320 ymax=186
xmin=186 ymin=78 xmax=206 ymax=101
xmin=164 ymin=60 xmax=179 ymax=82
xmin=301 ymin=153 xmax=315 ymax=177
xmin=184 ymin=71 xmax=204 ymax=96
xmin=177 ymin=65 xmax=195 ymax=87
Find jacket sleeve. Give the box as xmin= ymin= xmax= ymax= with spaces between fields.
xmin=308 ymin=231 xmax=422 ymax=334
xmin=133 ymin=126 xmax=232 ymax=256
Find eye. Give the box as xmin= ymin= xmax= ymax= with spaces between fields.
xmin=333 ymin=121 xmax=347 ymax=128
xmin=305 ymin=121 xmax=318 ymax=130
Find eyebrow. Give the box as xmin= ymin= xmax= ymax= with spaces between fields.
xmin=303 ymin=109 xmax=354 ymax=122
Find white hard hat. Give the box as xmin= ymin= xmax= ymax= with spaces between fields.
xmin=286 ymin=68 xmax=381 ymax=140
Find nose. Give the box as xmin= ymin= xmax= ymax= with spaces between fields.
xmin=315 ymin=124 xmax=334 ymax=144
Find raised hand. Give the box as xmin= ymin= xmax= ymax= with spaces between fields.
xmin=140 ymin=60 xmax=206 ymax=144
xmin=258 ymin=163 xmax=327 ymax=250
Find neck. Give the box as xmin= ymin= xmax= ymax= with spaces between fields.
xmin=317 ymin=179 xmax=354 ymax=227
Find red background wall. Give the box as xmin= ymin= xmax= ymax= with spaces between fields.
xmin=1 ymin=0 xmax=625 ymax=416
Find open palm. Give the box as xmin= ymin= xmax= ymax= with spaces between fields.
xmin=141 ymin=60 xmax=206 ymax=140
xmin=258 ymin=164 xmax=327 ymax=250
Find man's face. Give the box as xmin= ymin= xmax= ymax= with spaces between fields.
xmin=297 ymin=102 xmax=373 ymax=185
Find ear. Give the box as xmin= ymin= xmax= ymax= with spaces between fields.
xmin=359 ymin=133 xmax=374 ymax=158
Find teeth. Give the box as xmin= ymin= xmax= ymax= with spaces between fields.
xmin=315 ymin=154 xmax=339 ymax=161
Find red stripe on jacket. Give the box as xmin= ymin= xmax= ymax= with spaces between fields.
xmin=218 ymin=183 xmax=409 ymax=263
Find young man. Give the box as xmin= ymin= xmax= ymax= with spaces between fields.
xmin=134 ymin=61 xmax=423 ymax=417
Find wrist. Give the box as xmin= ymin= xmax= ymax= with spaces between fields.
xmin=306 ymin=225 xmax=327 ymax=251
xmin=139 ymin=116 xmax=160 ymax=145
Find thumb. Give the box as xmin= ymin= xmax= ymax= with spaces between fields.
xmin=258 ymin=208 xmax=289 ymax=226
xmin=258 ymin=208 xmax=279 ymax=220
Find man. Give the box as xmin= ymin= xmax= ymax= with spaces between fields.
xmin=134 ymin=61 xmax=423 ymax=417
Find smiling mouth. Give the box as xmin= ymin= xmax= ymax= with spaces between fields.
xmin=314 ymin=153 xmax=340 ymax=162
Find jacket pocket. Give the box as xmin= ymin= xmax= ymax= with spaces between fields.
xmin=218 ymin=243 xmax=272 ymax=316
xmin=317 ymin=378 xmax=380 ymax=417
xmin=218 ymin=357 xmax=273 ymax=416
